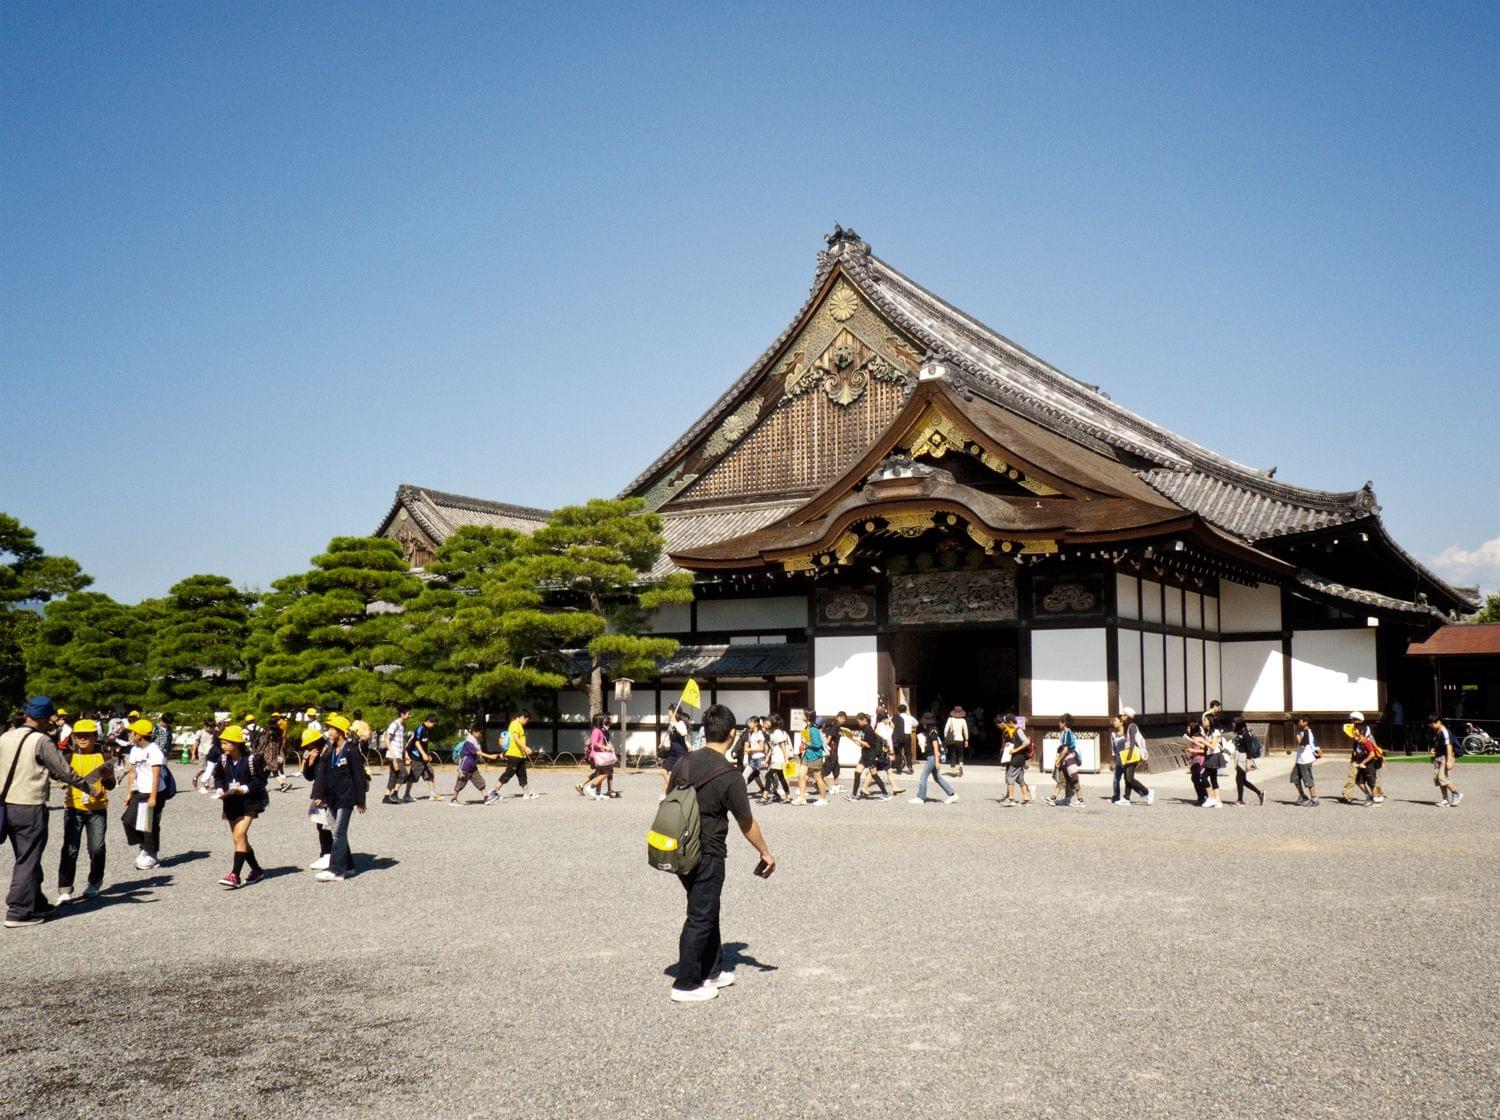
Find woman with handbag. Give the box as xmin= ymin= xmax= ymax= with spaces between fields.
xmin=1202 ymin=720 xmax=1227 ymax=808
xmin=1231 ymin=716 xmax=1264 ymax=806
xmin=1114 ymin=709 xmax=1153 ymax=805
xmin=1183 ymin=724 xmax=1213 ymax=808
xmin=579 ymin=714 xmax=618 ymax=799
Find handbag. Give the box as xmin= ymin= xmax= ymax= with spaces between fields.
xmin=783 ymin=759 xmax=799 ymax=779
xmin=592 ymin=748 xmax=617 ymax=768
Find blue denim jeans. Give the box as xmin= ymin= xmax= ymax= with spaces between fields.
xmin=916 ymin=753 xmax=955 ymax=800
xmin=329 ymin=805 xmax=355 ymax=876
xmin=59 ymin=807 xmax=107 ymax=890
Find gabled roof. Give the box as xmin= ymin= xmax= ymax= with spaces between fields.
xmin=623 ymin=228 xmax=1476 ymax=612
xmin=375 ymin=484 xmax=550 ymax=544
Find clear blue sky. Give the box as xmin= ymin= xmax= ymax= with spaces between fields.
xmin=3 ymin=1 xmax=1497 ymax=603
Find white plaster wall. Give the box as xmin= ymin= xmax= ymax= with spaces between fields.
xmin=1143 ymin=632 xmax=1166 ymax=714
xmin=641 ymin=603 xmax=692 ymax=634
xmin=1220 ymin=582 xmax=1281 ymax=633
xmin=1117 ymin=631 xmax=1143 ymax=714
xmin=1165 ymin=586 xmax=1184 ymax=627
xmin=1206 ymin=640 xmax=1222 ymax=706
xmin=1204 ymin=596 xmax=1220 ymax=632
xmin=1185 ymin=591 xmax=1203 ymax=630
xmin=1031 ymin=628 xmax=1109 ymax=716
xmin=1142 ymin=580 xmax=1164 ymax=623
xmin=1222 ymin=640 xmax=1285 ymax=711
xmin=557 ymin=690 xmax=591 ymax=723
xmin=1116 ymin=574 xmax=1140 ymax=620
xmin=812 ymin=635 xmax=879 ymax=717
xmin=1186 ymin=637 xmax=1205 ymax=713
xmin=712 ymin=689 xmax=772 ymax=722
xmin=1166 ymin=635 xmax=1187 ymax=713
xmin=698 ymin=596 xmax=807 ymax=631
xmin=1291 ymin=629 xmax=1379 ymax=712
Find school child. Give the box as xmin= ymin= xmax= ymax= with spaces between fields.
xmin=211 ymin=725 xmax=269 ymax=889
xmin=1000 ymin=714 xmax=1033 ymax=806
xmin=455 ymin=727 xmax=502 ymax=804
xmin=310 ymin=714 xmax=369 ymax=880
xmin=56 ymin=719 xmax=115 ymax=902
xmin=1052 ymin=715 xmax=1083 ymax=807
xmin=1291 ymin=716 xmax=1321 ymax=806
xmin=578 ymin=715 xmax=618 ymax=800
xmin=760 ymin=716 xmax=793 ymax=805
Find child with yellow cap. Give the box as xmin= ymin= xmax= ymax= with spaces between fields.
xmin=56 ymin=719 xmax=115 ymax=902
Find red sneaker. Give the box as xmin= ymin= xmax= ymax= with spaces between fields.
xmin=218 ymin=872 xmax=240 ymax=889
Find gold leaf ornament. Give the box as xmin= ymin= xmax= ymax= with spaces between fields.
xmin=828 ymin=285 xmax=859 ymax=322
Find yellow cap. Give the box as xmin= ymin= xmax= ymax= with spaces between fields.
xmin=57 ymin=708 xmax=68 ymax=716
xmin=243 ymin=712 xmax=256 ymax=721
xmin=325 ymin=713 xmax=351 ymax=734
xmin=128 ymin=710 xmax=140 ymax=718
xmin=300 ymin=727 xmax=325 ymax=748
xmin=128 ymin=718 xmax=154 ymax=737
xmin=72 ymin=718 xmax=99 ymax=735
xmin=219 ymin=724 xmax=246 ymax=745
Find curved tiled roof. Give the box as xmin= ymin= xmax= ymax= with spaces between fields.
xmin=377 ymin=484 xmax=551 ymax=544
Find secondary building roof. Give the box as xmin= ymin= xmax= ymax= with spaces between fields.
xmin=1408 ymin=625 xmax=1500 ymax=658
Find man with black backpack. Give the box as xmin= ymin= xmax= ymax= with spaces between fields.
xmin=660 ymin=704 xmax=775 ymax=1003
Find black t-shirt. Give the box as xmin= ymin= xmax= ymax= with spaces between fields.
xmin=672 ymin=749 xmax=752 ymax=860
xmin=408 ymin=725 xmax=431 ymax=758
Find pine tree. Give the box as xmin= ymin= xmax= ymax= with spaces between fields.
xmin=147 ymin=574 xmax=256 ymax=717
xmin=248 ymin=536 xmax=422 ymax=721
xmin=493 ymin=498 xmax=693 ymax=715
xmin=1 ymin=513 xmax=91 ymax=709
xmin=24 ymin=592 xmax=151 ymax=710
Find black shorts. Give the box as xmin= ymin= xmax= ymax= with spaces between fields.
xmin=859 ymin=747 xmax=879 ymax=768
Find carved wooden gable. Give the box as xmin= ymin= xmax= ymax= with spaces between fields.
xmin=654 ymin=277 xmax=922 ymax=509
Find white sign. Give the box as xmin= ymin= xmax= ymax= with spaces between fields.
xmin=1040 ymin=731 xmax=1101 ymax=774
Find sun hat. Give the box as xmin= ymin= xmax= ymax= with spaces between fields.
xmin=325 ymin=713 xmax=351 ymax=735
xmin=127 ymin=718 xmax=154 ymax=736
xmin=300 ymin=727 xmax=325 ymax=748
xmin=72 ymin=718 xmax=99 ymax=735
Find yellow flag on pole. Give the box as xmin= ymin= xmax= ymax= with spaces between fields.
xmin=680 ymin=679 xmax=701 ymax=710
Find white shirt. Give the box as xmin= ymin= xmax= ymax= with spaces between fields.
xmin=128 ymin=743 xmax=167 ymax=794
xmin=1294 ymin=728 xmax=1318 ymax=765
xmin=899 ymin=712 xmax=917 ymax=735
xmin=875 ymin=721 xmax=894 ymax=747
xmin=768 ymin=730 xmax=790 ymax=767
xmin=385 ymin=719 xmax=406 ymax=760
xmin=944 ymin=716 xmax=969 ymax=743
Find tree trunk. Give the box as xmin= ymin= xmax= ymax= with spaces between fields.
xmin=588 ymin=662 xmax=605 ymax=719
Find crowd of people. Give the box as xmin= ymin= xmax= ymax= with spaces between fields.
xmin=0 ymin=688 xmax=1472 ymax=931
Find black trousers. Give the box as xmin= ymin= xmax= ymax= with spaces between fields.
xmin=121 ymin=792 xmax=164 ymax=857
xmin=4 ymin=803 xmax=48 ymax=921
xmin=497 ymin=758 xmax=528 ymax=788
xmin=675 ymin=854 xmax=726 ymax=989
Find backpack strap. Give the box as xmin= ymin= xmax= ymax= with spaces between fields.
xmin=1 ymin=730 xmax=39 ymax=801
xmin=674 ymin=752 xmax=736 ymax=790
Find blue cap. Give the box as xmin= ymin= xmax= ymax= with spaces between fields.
xmin=25 ymin=695 xmax=56 ymax=720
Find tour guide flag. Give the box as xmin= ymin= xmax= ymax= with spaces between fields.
xmin=680 ymin=679 xmax=702 ymax=710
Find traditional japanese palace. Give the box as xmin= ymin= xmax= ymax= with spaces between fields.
xmin=377 ymin=229 xmax=1479 ymax=756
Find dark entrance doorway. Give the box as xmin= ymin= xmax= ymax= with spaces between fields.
xmin=893 ymin=627 xmax=1021 ymax=759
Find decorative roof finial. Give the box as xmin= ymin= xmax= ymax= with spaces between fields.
xmin=823 ymin=224 xmax=868 ymax=256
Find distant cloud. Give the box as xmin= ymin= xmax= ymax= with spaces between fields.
xmin=1430 ymin=535 xmax=1500 ymax=597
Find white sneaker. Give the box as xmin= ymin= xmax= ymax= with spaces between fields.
xmin=707 ymin=970 xmax=736 ymax=989
xmin=908 ymin=796 xmax=925 ymax=804
xmin=315 ymin=870 xmax=344 ymax=882
xmin=308 ymin=855 xmax=331 ymax=871
xmin=134 ymin=852 xmax=158 ymax=870
xmin=1453 ymin=792 xmax=1463 ymax=806
xmin=1145 ymin=789 xmax=1155 ymax=805
xmin=669 ymin=983 xmax=719 ymax=1002
xmin=813 ymin=798 xmax=829 ymax=806
xmin=523 ymin=791 xmax=540 ymax=800
xmin=56 ymin=891 xmax=74 ymax=904
xmin=1113 ymin=798 xmax=1129 ymax=806
xmin=584 ymin=787 xmax=597 ymax=799
xmin=1437 ymin=800 xmax=1449 ymax=808
xmin=945 ymin=794 xmax=959 ymax=804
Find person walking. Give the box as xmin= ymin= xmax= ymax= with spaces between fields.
xmin=1341 ymin=712 xmax=1386 ymax=805
xmin=1429 ymin=713 xmax=1460 ymax=808
xmin=1114 ymin=709 xmax=1153 ymax=805
xmin=121 ymin=717 xmax=169 ymax=870
xmin=349 ymin=710 xmax=373 ymax=754
xmin=1052 ymin=715 xmax=1083 ymax=807
xmin=56 ymin=718 xmax=116 ymax=902
xmin=1291 ymin=716 xmax=1321 ymax=806
xmin=999 ymin=714 xmax=1032 ymax=806
xmin=380 ymin=706 xmax=410 ymax=805
xmin=761 ymin=716 xmax=794 ymax=805
xmin=909 ymin=713 xmax=957 ymax=804
xmin=1202 ymin=721 xmax=1227 ymax=808
xmin=794 ymin=718 xmax=830 ymax=805
xmin=451 ymin=725 xmax=501 ymax=804
xmin=400 ymin=715 xmax=440 ymax=803
xmin=846 ymin=713 xmax=891 ymax=801
xmin=310 ymin=714 xmax=369 ymax=881
xmin=211 ymin=725 xmax=269 ymax=889
xmin=659 ymin=703 xmax=692 ymax=799
xmin=578 ymin=715 xmax=617 ymax=800
xmin=490 ymin=710 xmax=537 ymax=801
xmin=2 ymin=697 xmax=98 ymax=927
xmin=1230 ymin=717 xmax=1264 ymax=806
xmin=943 ymin=706 xmax=970 ymax=777
xmin=667 ymin=704 xmax=775 ymax=1003
xmin=301 ymin=726 xmax=335 ymax=870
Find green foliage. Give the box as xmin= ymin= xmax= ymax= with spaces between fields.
xmin=495 ymin=498 xmax=692 ymax=711
xmin=1470 ymin=593 xmax=1500 ymax=624
xmin=248 ymin=536 xmax=421 ymax=723
xmin=1 ymin=513 xmax=92 ymax=710
xmin=146 ymin=574 xmax=256 ymax=717
xmin=24 ymin=592 xmax=151 ymax=710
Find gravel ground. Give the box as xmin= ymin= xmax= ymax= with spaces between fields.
xmin=3 ymin=757 xmax=1496 ymax=1120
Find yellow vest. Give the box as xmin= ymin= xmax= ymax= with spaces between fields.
xmin=67 ymin=750 xmax=109 ymax=812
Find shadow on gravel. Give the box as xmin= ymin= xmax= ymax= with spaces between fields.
xmin=354 ymin=855 xmax=400 ymax=876
xmin=663 ymin=942 xmax=777 ymax=979
xmin=159 ymin=849 xmax=211 ymax=867
xmin=52 ymin=875 xmax=171 ymax=919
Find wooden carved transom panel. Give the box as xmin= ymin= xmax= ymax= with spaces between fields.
xmin=889 ymin=568 xmax=1018 ymax=626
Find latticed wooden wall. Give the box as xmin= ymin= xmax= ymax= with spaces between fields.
xmin=681 ymin=378 xmax=909 ymax=503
